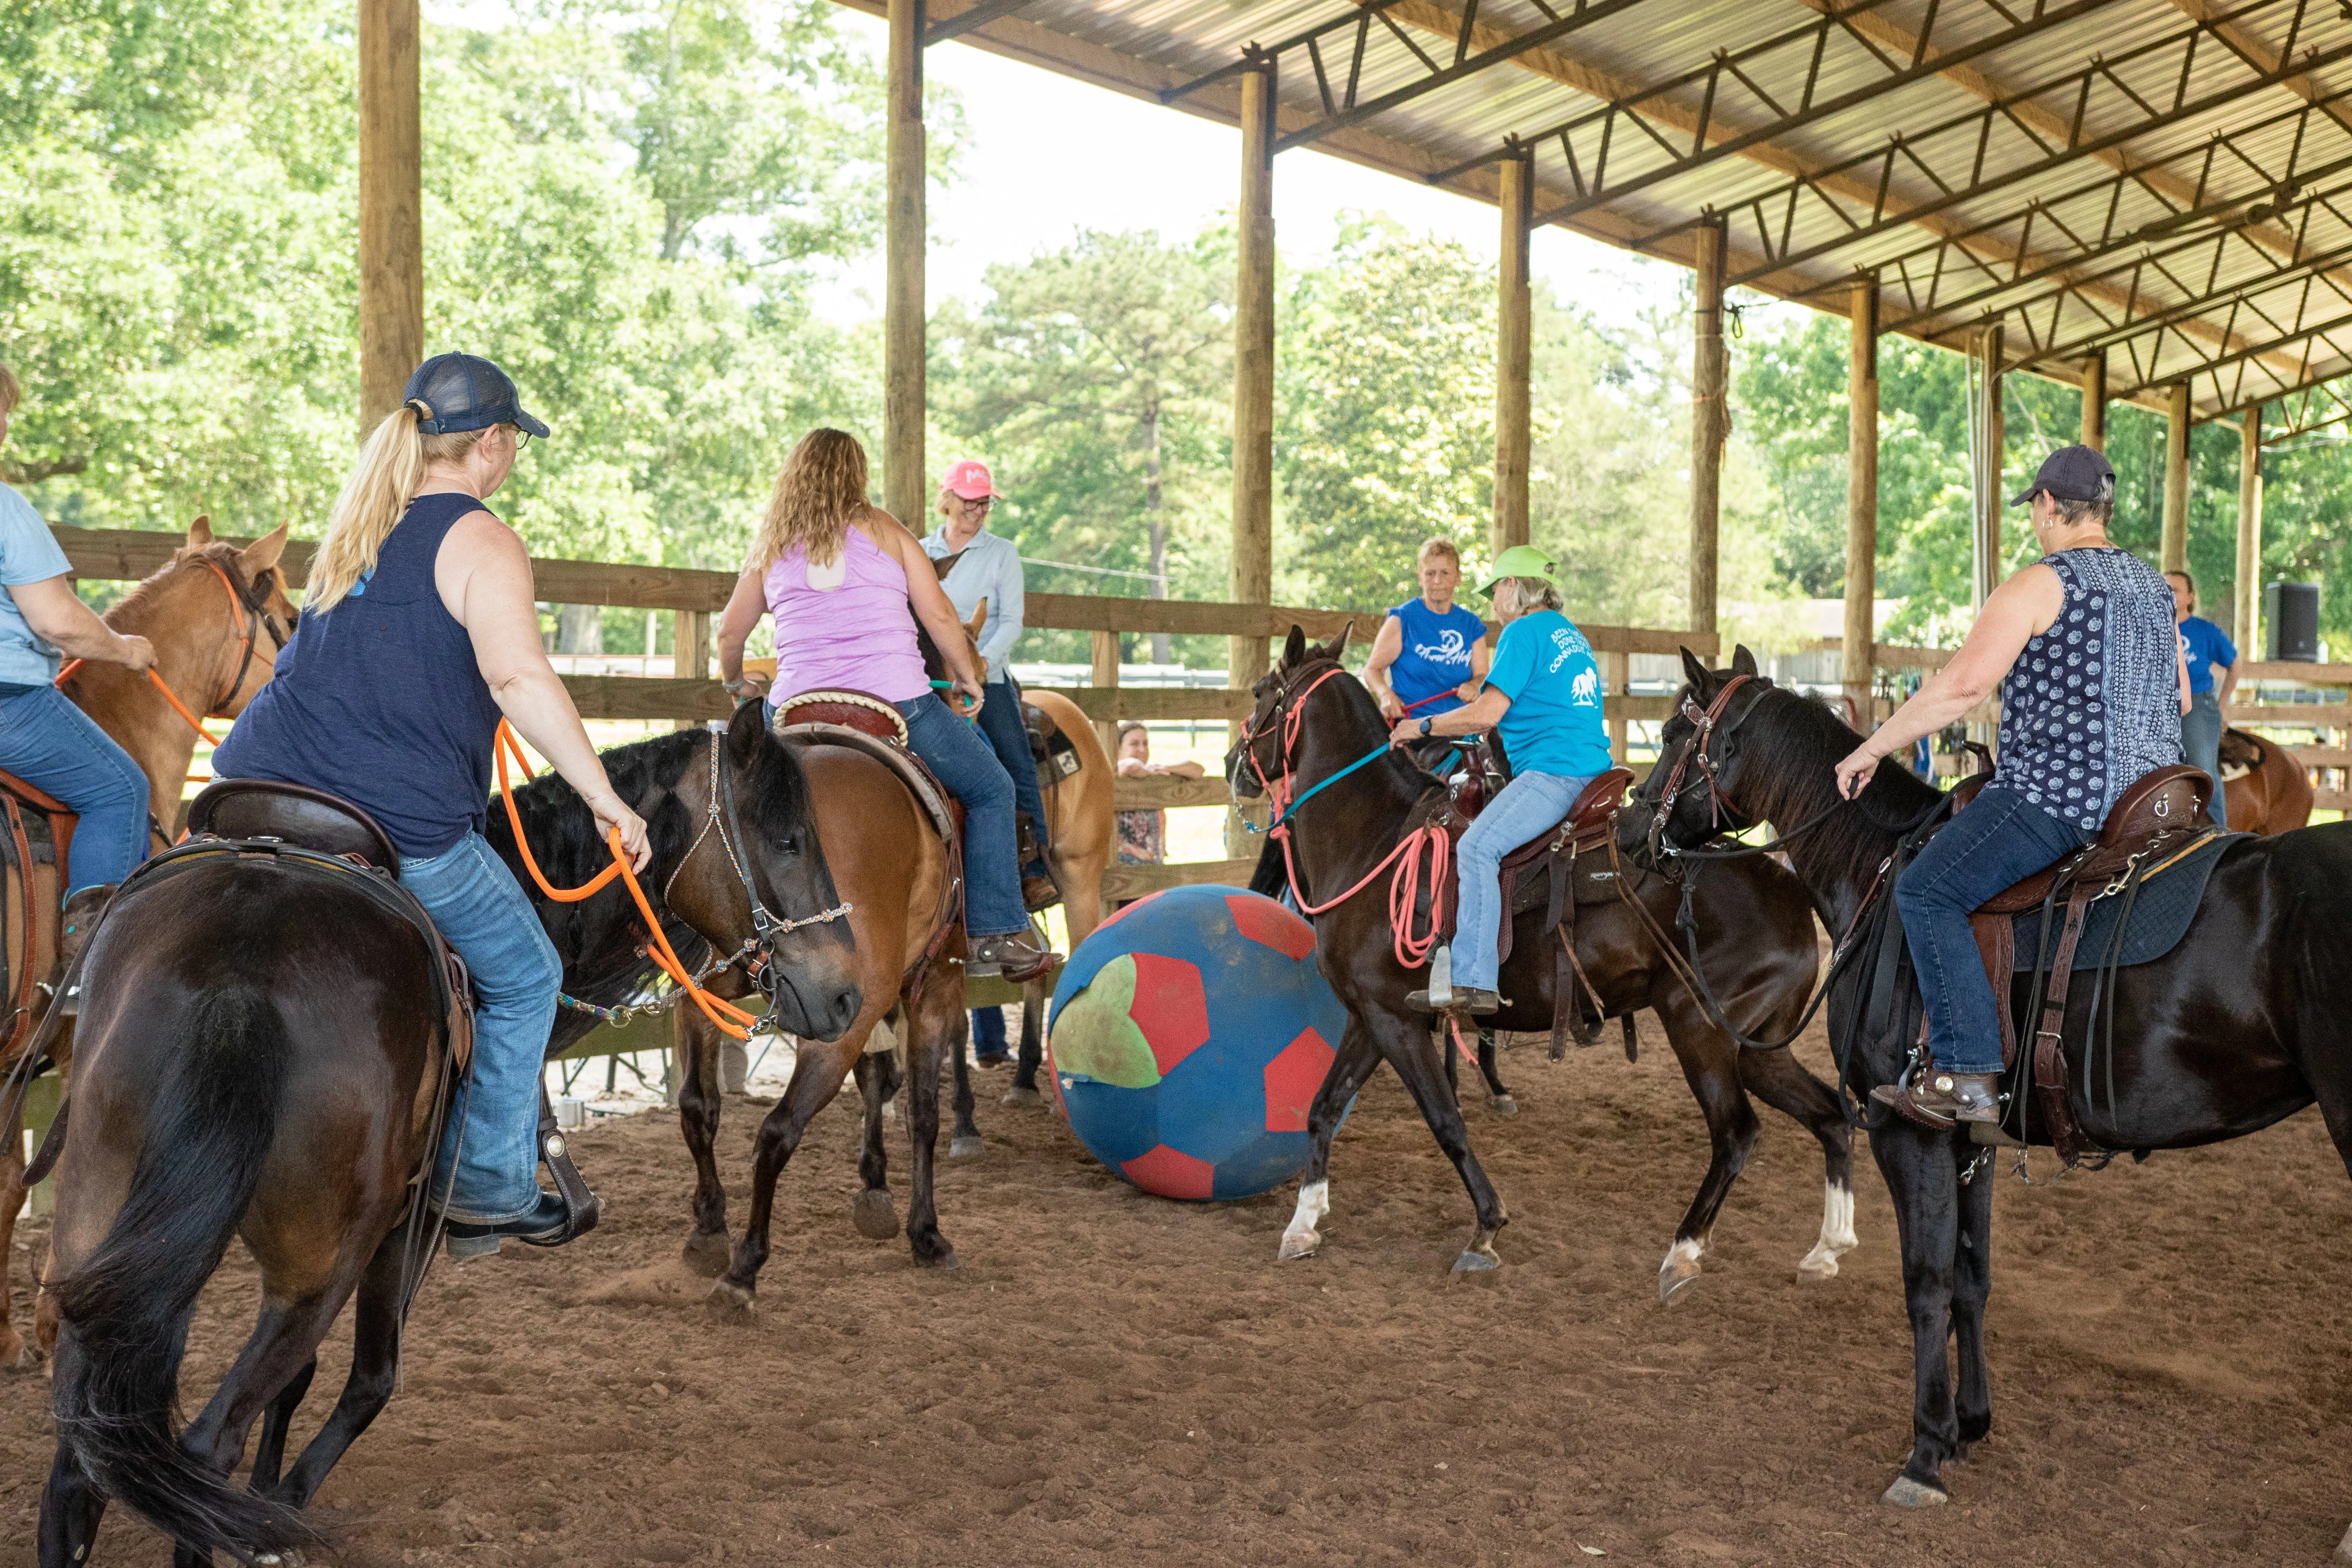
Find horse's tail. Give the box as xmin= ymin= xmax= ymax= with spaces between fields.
xmin=49 ymin=981 xmax=313 ymax=1559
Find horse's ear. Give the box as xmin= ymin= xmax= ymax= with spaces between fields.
xmin=724 ymin=697 xmax=767 ymax=767
xmin=184 ymin=515 xmax=214 ymax=550
xmin=238 ymin=522 xmax=289 ymax=576
xmin=1318 ymin=622 xmax=1352 ymax=664
xmin=1282 ymin=626 xmax=1308 ymax=669
xmin=966 ymin=600 xmax=988 ymax=645
xmin=1679 ymin=646 xmax=1712 ymax=693
xmin=1731 ymin=644 xmax=1759 ymax=678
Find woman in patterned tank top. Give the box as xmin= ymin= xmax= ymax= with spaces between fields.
xmin=1827 ymin=445 xmax=2188 ymax=1130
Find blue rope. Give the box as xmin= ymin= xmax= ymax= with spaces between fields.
xmin=1249 ymin=743 xmax=1394 ymax=836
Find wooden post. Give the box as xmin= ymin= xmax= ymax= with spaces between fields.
xmin=2237 ymin=404 xmax=2263 ymax=657
xmin=1688 ymin=219 xmax=1726 ymax=637
xmin=1492 ymin=151 xmax=1533 ymax=560
xmin=2162 ymin=382 xmax=2192 ymax=575
xmin=1843 ymin=277 xmax=1879 ymax=728
xmin=1973 ymin=323 xmax=2005 ymax=609
xmin=357 ymin=0 xmax=423 ymax=432
xmin=2081 ymin=352 xmax=2107 ymax=453
xmin=883 ymin=0 xmax=927 ymax=526
xmin=1606 ymin=650 xmax=1630 ymax=767
xmin=1227 ymin=59 xmax=1276 ymax=858
xmin=1090 ymin=628 xmax=1119 ymax=761
xmin=672 ymin=609 xmax=710 ymax=733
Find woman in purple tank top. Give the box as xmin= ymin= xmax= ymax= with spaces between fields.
xmin=716 ymin=429 xmax=1052 ymax=983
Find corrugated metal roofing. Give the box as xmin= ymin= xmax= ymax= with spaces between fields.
xmin=897 ymin=0 xmax=2352 ymax=420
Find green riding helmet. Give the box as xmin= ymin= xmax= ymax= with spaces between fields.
xmin=1474 ymin=544 xmax=1562 ymax=599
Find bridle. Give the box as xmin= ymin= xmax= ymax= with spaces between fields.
xmin=1643 ymin=671 xmax=1762 ymax=851
xmin=195 ymin=553 xmax=291 ymax=716
xmin=662 ymin=725 xmax=851 ymax=1000
xmin=1228 ymin=656 xmax=1354 ymax=826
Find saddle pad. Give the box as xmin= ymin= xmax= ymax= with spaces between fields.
xmin=2008 ymin=831 xmax=2247 ymax=972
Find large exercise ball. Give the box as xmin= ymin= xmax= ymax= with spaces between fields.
xmin=1045 ymin=884 xmax=1349 ymax=1201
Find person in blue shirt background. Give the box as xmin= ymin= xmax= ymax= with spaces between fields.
xmin=1388 ymin=545 xmax=1612 ymax=1016
xmin=1364 ymin=536 xmax=1491 ymax=735
xmin=2167 ymin=569 xmax=2237 ymax=830
xmin=0 ymin=362 xmax=158 ymax=897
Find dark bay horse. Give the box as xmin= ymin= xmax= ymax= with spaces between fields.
xmin=1647 ymin=647 xmax=2352 ymax=1521
xmin=1224 ymin=627 xmax=1854 ymax=1288
xmin=38 ymin=705 xmax=858 ymax=1565
xmin=669 ymin=713 xmax=973 ymax=1305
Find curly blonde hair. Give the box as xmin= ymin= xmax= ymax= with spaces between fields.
xmin=755 ymin=429 xmax=872 ymax=570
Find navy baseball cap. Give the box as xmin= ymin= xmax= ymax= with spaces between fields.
xmin=2011 ymin=443 xmax=2114 ymax=507
xmin=401 ymin=353 xmax=549 ymax=439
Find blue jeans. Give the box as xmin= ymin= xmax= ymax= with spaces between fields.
xmin=409 ymin=831 xmax=564 ymax=1223
xmin=2183 ymin=688 xmax=2229 ymax=830
xmin=1449 ymin=770 xmax=1592 ymax=994
xmin=1894 ymin=784 xmax=2094 ymax=1076
xmin=972 ymin=1005 xmax=1008 ymax=1059
xmin=0 ymin=684 xmax=148 ymax=893
xmin=977 ymin=677 xmax=1050 ymax=877
xmin=899 ymin=692 xmax=1026 ymax=937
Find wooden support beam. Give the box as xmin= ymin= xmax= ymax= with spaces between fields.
xmin=1605 ymin=650 xmax=1629 ymax=765
xmin=1228 ymin=61 xmax=1276 ymax=859
xmin=1974 ymin=324 xmax=2005 ymax=608
xmin=2162 ymin=382 xmax=2192 ymax=575
xmin=357 ymin=0 xmax=422 ymax=431
xmin=2081 ymin=352 xmax=2106 ymax=453
xmin=1089 ymin=629 xmax=1119 ymax=759
xmin=1493 ymin=152 xmax=1533 ymax=559
xmin=671 ymin=610 xmax=710 ymax=732
xmin=884 ymin=0 xmax=927 ymax=526
xmin=1689 ymin=219 xmax=1726 ymax=637
xmin=2237 ymin=402 xmax=2263 ymax=656
xmin=1843 ymin=276 xmax=1879 ymax=725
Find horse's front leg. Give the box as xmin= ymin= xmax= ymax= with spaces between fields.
xmin=0 ymin=1090 xmax=25 ymax=1368
xmin=1279 ymin=1019 xmax=1382 ymax=1263
xmin=1476 ymin=1028 xmax=1516 ymax=1116
xmin=1948 ymin=1139 xmax=1997 ymax=1460
xmin=1873 ymin=1118 xmax=1966 ymax=1506
xmin=673 ymin=1007 xmax=733 ymax=1277
xmin=1374 ymin=1006 xmax=1510 ymax=1272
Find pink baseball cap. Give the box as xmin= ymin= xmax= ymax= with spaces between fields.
xmin=939 ymin=458 xmax=1003 ymax=501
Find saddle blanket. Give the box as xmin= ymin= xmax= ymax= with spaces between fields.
xmin=2006 ymin=831 xmax=2248 ymax=973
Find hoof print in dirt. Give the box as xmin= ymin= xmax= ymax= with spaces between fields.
xmin=851 ymin=1189 xmax=901 ymax=1240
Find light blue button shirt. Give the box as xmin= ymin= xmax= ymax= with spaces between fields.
xmin=920 ymin=527 xmax=1024 ymax=681
xmin=0 ymin=485 xmax=72 ymax=686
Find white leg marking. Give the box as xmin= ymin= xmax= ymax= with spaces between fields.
xmin=1661 ymin=1236 xmax=1703 ymax=1272
xmin=1798 ymin=1179 xmax=1859 ymax=1278
xmin=1279 ymin=1179 xmax=1330 ymax=1261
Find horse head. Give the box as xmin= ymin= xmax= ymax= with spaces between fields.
xmin=1637 ymin=643 xmax=1775 ymax=853
xmin=111 ymin=516 xmax=299 ymax=719
xmin=1224 ymin=622 xmax=1355 ymax=803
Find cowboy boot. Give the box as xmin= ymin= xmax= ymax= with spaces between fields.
xmin=1871 ymin=1070 xmax=2001 ymax=1130
xmin=1405 ymin=987 xmax=1505 ymax=1017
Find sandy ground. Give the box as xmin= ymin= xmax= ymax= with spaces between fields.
xmin=4 ymin=1012 xmax=2350 ymax=1567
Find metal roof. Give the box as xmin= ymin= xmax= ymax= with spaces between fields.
xmin=854 ymin=0 xmax=2352 ymax=424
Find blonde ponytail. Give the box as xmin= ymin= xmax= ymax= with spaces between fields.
xmin=308 ymin=404 xmax=488 ymax=614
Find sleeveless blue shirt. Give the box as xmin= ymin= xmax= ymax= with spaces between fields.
xmin=1385 ymin=597 xmax=1488 ymax=717
xmin=1991 ymin=547 xmax=2184 ymax=832
xmin=215 ymin=493 xmax=504 ymax=858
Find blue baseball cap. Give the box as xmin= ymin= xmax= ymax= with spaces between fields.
xmin=2011 ymin=443 xmax=2113 ymax=507
xmin=401 ymin=353 xmax=549 ymax=439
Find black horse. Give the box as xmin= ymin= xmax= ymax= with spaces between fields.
xmin=38 ymin=706 xmax=859 ymax=1565
xmin=1646 ymin=646 xmax=2352 ymax=1520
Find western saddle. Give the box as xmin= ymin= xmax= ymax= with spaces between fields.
xmin=1948 ymin=761 xmax=2215 ymax=1164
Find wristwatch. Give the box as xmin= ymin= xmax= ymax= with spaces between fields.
xmin=1418 ymin=717 xmax=1433 ymax=737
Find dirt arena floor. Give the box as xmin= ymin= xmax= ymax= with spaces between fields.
xmin=5 ymin=1013 xmax=2352 ymax=1566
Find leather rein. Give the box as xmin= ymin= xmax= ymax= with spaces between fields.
xmin=56 ymin=552 xmax=290 ymax=744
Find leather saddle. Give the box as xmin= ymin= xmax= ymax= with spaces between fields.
xmin=186 ymin=777 xmax=400 ymax=873
xmin=1941 ymin=762 xmax=2215 ymax=1165
xmin=0 ymin=769 xmax=73 ymax=1055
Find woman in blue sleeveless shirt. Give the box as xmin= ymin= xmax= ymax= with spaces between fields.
xmin=1364 ymin=537 xmax=1491 ymax=726
xmin=1829 ymin=446 xmax=2187 ymax=1129
xmin=217 ymin=354 xmax=649 ymax=1256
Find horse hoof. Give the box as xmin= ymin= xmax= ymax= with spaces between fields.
xmin=916 ymin=1245 xmax=961 ymax=1270
xmin=1488 ymin=1095 xmax=1519 ymax=1118
xmin=1000 ymin=1084 xmax=1042 ymax=1108
xmin=852 ymin=1189 xmax=901 ymax=1241
xmin=1881 ymin=1475 xmax=1948 ymax=1508
xmin=1451 ymin=1243 xmax=1502 ymax=1274
xmin=680 ymin=1230 xmax=732 ymax=1278
xmin=705 ymin=1279 xmax=756 ymax=1319
xmin=949 ymin=1133 xmax=985 ymax=1159
xmin=1658 ymin=1263 xmax=1702 ymax=1304
xmin=1796 ymin=1249 xmax=1841 ymax=1280
xmin=1277 ymin=1231 xmax=1321 ymax=1263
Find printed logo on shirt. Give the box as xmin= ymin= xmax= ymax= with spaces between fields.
xmin=1546 ymin=624 xmax=1591 ymax=673
xmin=1412 ymin=627 xmax=1472 ymax=669
xmin=1570 ymin=666 xmax=1600 ymax=706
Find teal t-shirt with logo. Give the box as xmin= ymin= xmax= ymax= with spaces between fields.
xmin=1487 ymin=609 xmax=1612 ymax=778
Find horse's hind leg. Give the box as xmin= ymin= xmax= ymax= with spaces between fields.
xmin=1736 ymin=1042 xmax=1859 ymax=1277
xmin=1652 ymin=1001 xmax=1762 ymax=1301
xmin=901 ymin=968 xmax=962 ymax=1268
xmin=850 ymin=1045 xmax=901 ymax=1241
xmin=674 ymin=1007 xmax=733 ymax=1277
xmin=948 ymin=1004 xmax=984 ymax=1159
xmin=249 ymin=1355 xmax=318 ymax=1491
xmin=1478 ymin=1028 xmax=1516 ymax=1115
xmin=37 ymin=1427 xmax=106 ymax=1568
xmin=0 ymin=1090 xmax=25 ymax=1368
xmin=1004 ymin=981 xmax=1045 ymax=1106
xmin=272 ymin=1221 xmax=420 ymax=1510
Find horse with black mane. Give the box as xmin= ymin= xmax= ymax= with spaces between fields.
xmin=1224 ymin=625 xmax=1857 ymax=1289
xmin=36 ymin=704 xmax=859 ymax=1566
xmin=1647 ymin=645 xmax=2352 ymax=1525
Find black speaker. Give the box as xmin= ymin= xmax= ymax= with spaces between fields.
xmin=2264 ymin=580 xmax=2321 ymax=662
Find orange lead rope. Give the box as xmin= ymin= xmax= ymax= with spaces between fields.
xmin=55 ymin=660 xmax=221 ymax=744
xmin=493 ymin=719 xmax=761 ymax=1041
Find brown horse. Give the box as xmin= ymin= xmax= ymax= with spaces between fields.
xmin=0 ymin=518 xmax=296 ymax=1370
xmin=1226 ymin=626 xmax=1854 ymax=1286
xmin=2219 ymin=724 xmax=2314 ymax=832
xmin=38 ymin=708 xmax=858 ymax=1565
xmin=675 ymin=713 xmax=974 ymax=1305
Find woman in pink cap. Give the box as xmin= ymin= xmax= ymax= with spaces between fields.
xmin=715 ymin=429 xmax=1053 ymax=982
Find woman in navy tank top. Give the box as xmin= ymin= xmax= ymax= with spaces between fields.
xmin=1364 ymin=536 xmax=1491 ymax=729
xmin=217 ymin=354 xmax=649 ymax=1257
xmin=1825 ymin=445 xmax=2187 ymax=1131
